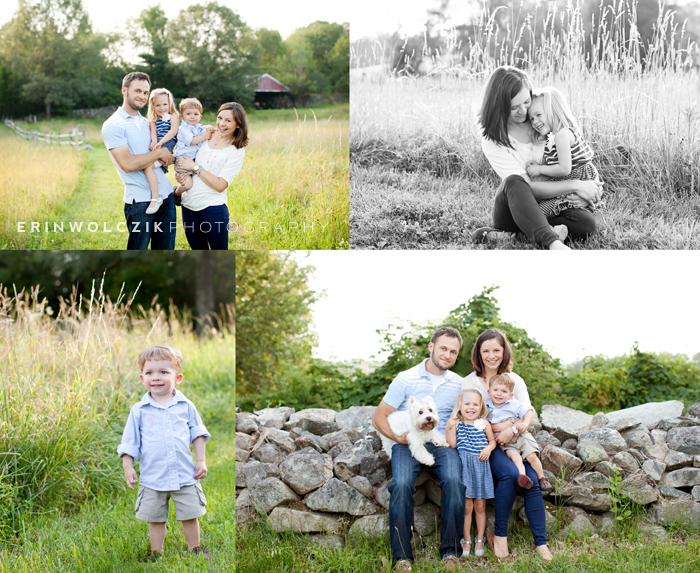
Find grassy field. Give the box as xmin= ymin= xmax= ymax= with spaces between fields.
xmin=350 ymin=4 xmax=700 ymax=250
xmin=1 ymin=103 xmax=349 ymax=250
xmin=237 ymin=508 xmax=700 ymax=572
xmin=0 ymin=284 xmax=236 ymax=571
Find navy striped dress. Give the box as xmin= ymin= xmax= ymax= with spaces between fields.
xmin=456 ymin=421 xmax=494 ymax=499
xmin=155 ymin=117 xmax=177 ymax=173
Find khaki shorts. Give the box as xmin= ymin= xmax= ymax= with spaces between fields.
xmin=135 ymin=482 xmax=207 ymax=522
xmin=500 ymin=432 xmax=540 ymax=460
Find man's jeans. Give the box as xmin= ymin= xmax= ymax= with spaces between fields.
xmin=124 ymin=194 xmax=176 ymax=250
xmin=388 ymin=443 xmax=465 ymax=565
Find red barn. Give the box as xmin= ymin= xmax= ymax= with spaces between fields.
xmin=254 ymin=74 xmax=291 ymax=109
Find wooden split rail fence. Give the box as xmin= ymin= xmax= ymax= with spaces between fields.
xmin=4 ymin=119 xmax=94 ymax=150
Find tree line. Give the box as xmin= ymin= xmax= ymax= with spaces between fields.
xmin=0 ymin=0 xmax=349 ymax=119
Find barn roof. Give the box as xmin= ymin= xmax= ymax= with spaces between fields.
xmin=256 ymin=73 xmax=290 ymax=93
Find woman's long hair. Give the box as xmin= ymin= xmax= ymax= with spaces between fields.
xmin=479 ymin=66 xmax=533 ymax=149
xmin=470 ymin=328 xmax=513 ymax=378
xmin=218 ymin=102 xmax=249 ymax=149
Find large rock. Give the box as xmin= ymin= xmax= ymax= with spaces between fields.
xmin=295 ymin=431 xmax=329 ymax=454
xmin=269 ymin=507 xmax=343 ymax=533
xmin=261 ymin=428 xmax=296 ymax=453
xmin=540 ymin=405 xmax=593 ymax=442
xmin=285 ymin=408 xmax=339 ymax=434
xmin=375 ymin=480 xmax=425 ymax=510
xmin=560 ymin=485 xmax=612 ymax=512
xmin=692 ymin=486 xmax=700 ymax=501
xmin=573 ymin=471 xmax=610 ymax=492
xmin=248 ymin=477 xmax=300 ymax=513
xmin=660 ymin=468 xmax=700 ymax=488
xmin=658 ymin=417 xmax=700 ymax=431
xmin=642 ymin=442 xmax=670 ymax=462
xmin=250 ymin=442 xmax=287 ymax=464
xmin=650 ymin=429 xmax=668 ymax=445
xmin=664 ymin=450 xmax=694 ymax=471
xmin=236 ymin=432 xmax=257 ymax=452
xmin=666 ymin=426 xmax=700 ymax=456
xmin=236 ymin=412 xmax=259 ymax=434
xmin=336 ymin=406 xmax=376 ymax=432
xmin=621 ymin=478 xmax=658 ymax=505
xmin=577 ymin=428 xmax=628 ymax=455
xmin=590 ymin=413 xmax=609 ymax=428
xmin=687 ymin=402 xmax=700 ymax=418
xmin=577 ymin=440 xmax=609 ymax=466
xmin=605 ymin=417 xmax=643 ymax=432
xmin=234 ymin=488 xmax=256 ymax=523
xmin=255 ymin=407 xmax=295 ymax=429
xmin=238 ymin=461 xmax=280 ymax=488
xmin=305 ymin=478 xmax=377 ymax=516
xmin=535 ymin=431 xmax=561 ymax=449
xmin=541 ymin=445 xmax=582 ymax=479
xmin=562 ymin=513 xmax=594 ymax=536
xmin=413 ymin=504 xmax=440 ymax=536
xmin=333 ymin=439 xmax=377 ymax=482
xmin=594 ymin=461 xmax=623 ymax=478
xmin=280 ymin=448 xmax=334 ymax=495
xmin=606 ymin=401 xmax=684 ymax=428
xmin=653 ymin=499 xmax=700 ymax=526
xmin=612 ymin=452 xmax=639 ymax=473
xmin=659 ymin=485 xmax=691 ymax=499
xmin=325 ymin=429 xmax=362 ymax=447
xmin=621 ymin=427 xmax=653 ymax=449
xmin=642 ymin=460 xmax=666 ymax=481
xmin=348 ymin=514 xmax=388 ymax=537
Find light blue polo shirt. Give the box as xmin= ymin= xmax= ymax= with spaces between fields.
xmin=382 ymin=359 xmax=463 ymax=435
xmin=102 ymin=107 xmax=174 ymax=204
xmin=117 ymin=390 xmax=210 ymax=491
xmin=486 ymin=397 xmax=533 ymax=436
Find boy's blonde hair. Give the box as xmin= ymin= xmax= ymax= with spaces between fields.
xmin=179 ymin=98 xmax=203 ymax=114
xmin=451 ymin=388 xmax=488 ymax=422
xmin=147 ymin=88 xmax=177 ymax=121
xmin=489 ymin=373 xmax=514 ymax=392
xmin=531 ymin=87 xmax=582 ymax=140
xmin=138 ymin=344 xmax=183 ymax=372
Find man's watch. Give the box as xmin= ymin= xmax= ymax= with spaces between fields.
xmin=193 ymin=164 xmax=202 ymax=175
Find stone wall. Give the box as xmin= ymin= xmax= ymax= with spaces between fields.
xmin=235 ymin=401 xmax=700 ymax=548
xmin=71 ymin=106 xmax=118 ymax=119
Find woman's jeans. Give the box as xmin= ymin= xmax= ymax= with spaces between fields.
xmin=493 ymin=174 xmax=596 ymax=247
xmin=489 ymin=446 xmax=547 ymax=546
xmin=388 ymin=443 xmax=465 ymax=565
xmin=181 ymin=204 xmax=229 ymax=250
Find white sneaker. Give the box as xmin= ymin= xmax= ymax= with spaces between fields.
xmin=145 ymin=197 xmax=162 ymax=215
xmin=154 ymin=160 xmax=162 ymax=168
xmin=552 ymin=224 xmax=568 ymax=242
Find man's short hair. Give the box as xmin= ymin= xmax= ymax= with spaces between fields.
xmin=138 ymin=344 xmax=183 ymax=372
xmin=179 ymin=98 xmax=203 ymax=114
xmin=489 ymin=373 xmax=515 ymax=392
xmin=122 ymin=72 xmax=151 ymax=88
xmin=430 ymin=326 xmax=463 ymax=348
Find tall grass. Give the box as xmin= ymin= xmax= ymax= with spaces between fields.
xmin=350 ymin=0 xmax=700 ymax=249
xmin=0 ymin=129 xmax=85 ymax=247
xmin=0 ymin=280 xmax=235 ymax=544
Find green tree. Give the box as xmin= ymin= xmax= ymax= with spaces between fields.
xmin=0 ymin=0 xmax=106 ymax=118
xmin=167 ymin=2 xmax=261 ymax=109
xmin=256 ymin=28 xmax=286 ymax=73
xmin=235 ymin=251 xmax=317 ymax=397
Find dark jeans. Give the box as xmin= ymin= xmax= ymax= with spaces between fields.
xmin=489 ymin=446 xmax=547 ymax=546
xmin=181 ymin=204 xmax=229 ymax=250
xmin=493 ymin=174 xmax=596 ymax=248
xmin=124 ymin=194 xmax=176 ymax=250
xmin=388 ymin=443 xmax=465 ymax=565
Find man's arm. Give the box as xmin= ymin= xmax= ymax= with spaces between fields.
xmin=109 ymin=144 xmax=173 ymax=173
xmin=372 ymin=400 xmax=408 ymax=445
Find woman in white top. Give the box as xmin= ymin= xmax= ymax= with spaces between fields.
xmin=477 ymin=66 xmax=603 ymax=250
xmin=462 ymin=328 xmax=553 ymax=563
xmin=174 ymin=102 xmax=248 ymax=250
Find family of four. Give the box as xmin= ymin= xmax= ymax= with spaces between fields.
xmin=102 ymin=71 xmax=248 ymax=250
xmin=372 ymin=327 xmax=554 ymax=571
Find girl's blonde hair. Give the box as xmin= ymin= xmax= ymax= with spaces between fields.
xmin=531 ymin=87 xmax=582 ymax=140
xmin=451 ymin=388 xmax=488 ymax=422
xmin=147 ymin=88 xmax=177 ymax=121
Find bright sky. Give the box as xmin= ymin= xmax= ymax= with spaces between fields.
xmin=1 ymin=1 xmax=348 ymax=40
xmin=299 ymin=251 xmax=700 ymax=366
xmin=349 ymin=0 xmax=436 ymax=40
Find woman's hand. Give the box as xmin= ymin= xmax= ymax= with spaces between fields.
xmin=175 ymin=171 xmax=188 ymax=185
xmin=177 ymin=157 xmax=195 ymax=171
xmin=526 ymin=161 xmax=542 ymax=177
xmin=496 ymin=426 xmax=515 ymax=445
xmin=572 ymin=179 xmax=604 ymax=206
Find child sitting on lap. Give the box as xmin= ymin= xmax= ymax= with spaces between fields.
xmin=486 ymin=373 xmax=552 ymax=492
xmin=174 ymin=98 xmax=214 ymax=198
xmin=118 ymin=344 xmax=210 ymax=559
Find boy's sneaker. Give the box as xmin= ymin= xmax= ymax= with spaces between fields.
xmin=517 ymin=474 xmax=534 ymax=489
xmin=191 ymin=546 xmax=209 ymax=559
xmin=143 ymin=550 xmax=163 ymax=562
xmin=538 ymin=476 xmax=554 ymax=492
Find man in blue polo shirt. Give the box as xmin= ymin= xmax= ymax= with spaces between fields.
xmin=372 ymin=327 xmax=465 ymax=572
xmin=102 ymin=72 xmax=177 ymax=250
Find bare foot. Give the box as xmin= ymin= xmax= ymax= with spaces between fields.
xmin=487 ymin=531 xmax=510 ymax=559
xmin=535 ymin=544 xmax=553 ymax=563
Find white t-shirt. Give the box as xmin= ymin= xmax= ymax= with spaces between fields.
xmin=181 ymin=141 xmax=245 ymax=212
xmin=426 ymin=371 xmax=446 ymax=392
xmin=461 ymin=370 xmax=534 ymax=413
xmin=481 ymin=135 xmax=545 ymax=181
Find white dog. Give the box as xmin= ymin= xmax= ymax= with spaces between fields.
xmin=381 ymin=396 xmax=449 ymax=466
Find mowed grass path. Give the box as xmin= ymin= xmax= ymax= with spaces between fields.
xmin=350 ymin=72 xmax=700 ymax=250
xmin=6 ymin=104 xmax=349 ymax=250
xmin=0 ymin=436 xmax=236 ymax=573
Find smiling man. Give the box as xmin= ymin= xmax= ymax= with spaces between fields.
xmin=102 ymin=72 xmax=177 ymax=250
xmin=372 ymin=327 xmax=466 ymax=572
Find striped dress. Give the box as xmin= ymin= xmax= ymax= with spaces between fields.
xmin=456 ymin=421 xmax=494 ymax=499
xmin=155 ymin=116 xmax=177 ymax=173
xmin=537 ymin=128 xmax=601 ymax=218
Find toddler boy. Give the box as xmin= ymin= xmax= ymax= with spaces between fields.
xmin=486 ymin=373 xmax=552 ymax=492
xmin=173 ymin=98 xmax=214 ymax=197
xmin=118 ymin=344 xmax=210 ymax=558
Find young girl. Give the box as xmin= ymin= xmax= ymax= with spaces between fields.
xmin=446 ymin=389 xmax=496 ymax=558
xmin=144 ymin=88 xmax=179 ymax=214
xmin=525 ymin=87 xmax=602 ymax=218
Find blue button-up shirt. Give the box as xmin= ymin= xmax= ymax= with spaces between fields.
xmin=486 ymin=397 xmax=533 ymax=436
xmin=117 ymin=390 xmax=210 ymax=491
xmin=175 ymin=122 xmax=207 ymax=160
xmin=102 ymin=107 xmax=174 ymax=204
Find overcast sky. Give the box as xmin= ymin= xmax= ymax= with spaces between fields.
xmin=1 ymin=1 xmax=348 ymax=41
xmin=298 ymin=251 xmax=699 ymax=366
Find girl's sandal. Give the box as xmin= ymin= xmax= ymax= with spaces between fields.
xmin=474 ymin=538 xmax=486 ymax=557
xmin=460 ymin=538 xmax=471 ymax=557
